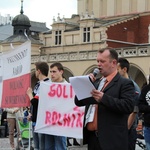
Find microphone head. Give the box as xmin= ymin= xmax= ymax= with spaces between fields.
xmin=93 ymin=68 xmax=100 ymax=77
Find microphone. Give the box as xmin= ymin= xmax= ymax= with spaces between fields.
xmin=93 ymin=68 xmax=100 ymax=77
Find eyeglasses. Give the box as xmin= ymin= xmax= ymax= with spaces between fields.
xmin=50 ymin=70 xmax=57 ymax=73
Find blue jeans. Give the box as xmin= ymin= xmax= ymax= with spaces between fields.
xmin=144 ymin=126 xmax=150 ymax=150
xmin=32 ymin=123 xmax=45 ymax=150
xmin=45 ymin=134 xmax=67 ymax=150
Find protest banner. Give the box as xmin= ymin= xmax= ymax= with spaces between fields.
xmin=0 ymin=41 xmax=31 ymax=108
xmin=35 ymin=82 xmax=85 ymax=139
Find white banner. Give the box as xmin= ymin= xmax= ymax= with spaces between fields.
xmin=0 ymin=41 xmax=31 ymax=108
xmin=35 ymin=82 xmax=85 ymax=139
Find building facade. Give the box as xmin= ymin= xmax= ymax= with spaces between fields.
xmin=37 ymin=0 xmax=150 ymax=88
xmin=78 ymin=0 xmax=150 ymax=18
xmin=0 ymin=14 xmax=13 ymax=25
xmin=1 ymin=0 xmax=150 ymax=89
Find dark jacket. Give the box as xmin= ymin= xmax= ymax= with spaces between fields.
xmin=74 ymin=73 xmax=134 ymax=150
xmin=139 ymin=84 xmax=150 ymax=127
xmin=30 ymin=78 xmax=50 ymax=123
xmin=1 ymin=110 xmax=7 ymax=125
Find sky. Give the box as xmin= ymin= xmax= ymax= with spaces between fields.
xmin=0 ymin=0 xmax=77 ymax=28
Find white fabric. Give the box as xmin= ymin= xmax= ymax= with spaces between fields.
xmin=85 ymin=78 xmax=106 ymax=126
xmin=35 ymin=82 xmax=85 ymax=139
xmin=85 ymin=105 xmax=95 ymax=126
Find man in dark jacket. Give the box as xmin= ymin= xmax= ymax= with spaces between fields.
xmin=74 ymin=47 xmax=135 ymax=150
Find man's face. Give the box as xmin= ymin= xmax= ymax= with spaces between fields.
xmin=35 ymin=67 xmax=40 ymax=79
xmin=117 ymin=63 xmax=126 ymax=77
xmin=50 ymin=66 xmax=63 ymax=82
xmin=96 ymin=50 xmax=116 ymax=76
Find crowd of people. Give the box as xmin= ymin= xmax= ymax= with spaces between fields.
xmin=0 ymin=47 xmax=150 ymax=150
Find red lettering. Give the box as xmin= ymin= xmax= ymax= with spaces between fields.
xmin=73 ymin=106 xmax=79 ymax=111
xmin=48 ymin=84 xmax=56 ymax=97
xmin=44 ymin=111 xmax=84 ymax=128
xmin=76 ymin=113 xmax=84 ymax=127
xmin=52 ymin=111 xmax=58 ymax=125
xmin=57 ymin=113 xmax=62 ymax=126
xmin=63 ymin=85 xmax=68 ymax=98
xmin=57 ymin=84 xmax=62 ymax=97
xmin=71 ymin=114 xmax=76 ymax=127
xmin=48 ymin=84 xmax=74 ymax=99
xmin=45 ymin=111 xmax=51 ymax=124
xmin=70 ymin=86 xmax=73 ymax=98
xmin=63 ymin=114 xmax=71 ymax=126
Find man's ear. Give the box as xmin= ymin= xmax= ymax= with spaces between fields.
xmin=37 ymin=69 xmax=41 ymax=74
xmin=123 ymin=67 xmax=127 ymax=73
xmin=112 ymin=59 xmax=117 ymax=65
xmin=60 ymin=70 xmax=63 ymax=75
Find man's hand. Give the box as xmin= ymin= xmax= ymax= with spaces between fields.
xmin=26 ymin=87 xmax=33 ymax=100
xmin=128 ymin=112 xmax=137 ymax=129
xmin=27 ymin=113 xmax=32 ymax=121
xmin=91 ymin=89 xmax=104 ymax=102
xmin=89 ymin=73 xmax=96 ymax=82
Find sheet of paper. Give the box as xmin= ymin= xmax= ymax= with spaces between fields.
xmin=69 ymin=75 xmax=96 ymax=100
xmin=84 ymin=105 xmax=95 ymax=126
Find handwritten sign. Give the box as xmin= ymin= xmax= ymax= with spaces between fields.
xmin=0 ymin=41 xmax=31 ymax=108
xmin=35 ymin=82 xmax=85 ymax=139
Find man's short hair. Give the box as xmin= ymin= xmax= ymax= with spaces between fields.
xmin=118 ymin=58 xmax=130 ymax=73
xmin=50 ymin=62 xmax=64 ymax=71
xmin=35 ymin=61 xmax=49 ymax=76
xmin=99 ymin=47 xmax=118 ymax=62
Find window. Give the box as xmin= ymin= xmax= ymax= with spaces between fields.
xmin=55 ymin=30 xmax=61 ymax=45
xmin=83 ymin=27 xmax=90 ymax=42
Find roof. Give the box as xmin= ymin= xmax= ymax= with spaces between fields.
xmin=30 ymin=21 xmax=49 ymax=32
xmin=0 ymin=21 xmax=49 ymax=42
xmin=12 ymin=14 xmax=31 ymax=27
xmin=99 ymin=14 xmax=140 ymax=27
xmin=42 ymin=13 xmax=142 ymax=34
xmin=0 ymin=24 xmax=13 ymax=41
xmin=1 ymin=34 xmax=42 ymax=45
